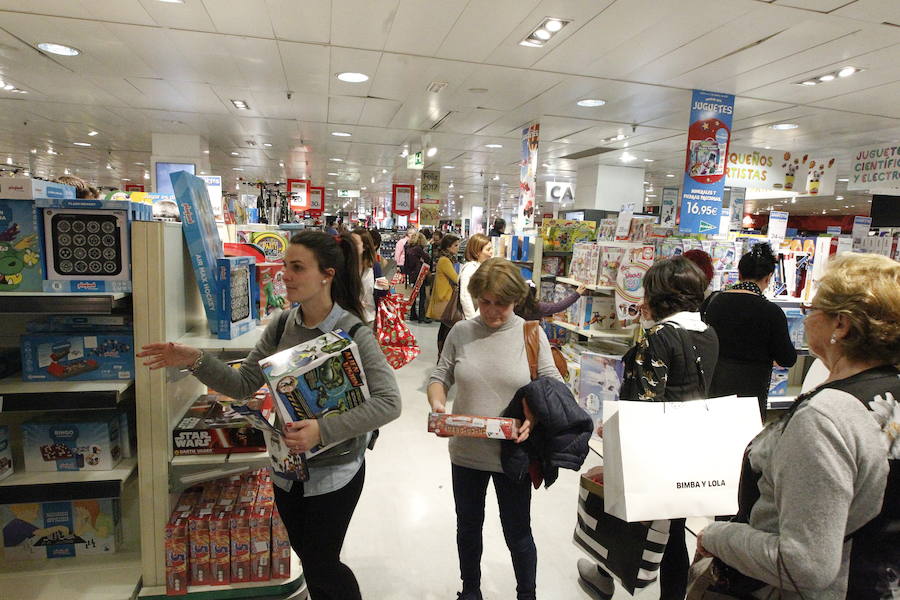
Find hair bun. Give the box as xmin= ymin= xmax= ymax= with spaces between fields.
xmin=751 ymin=242 xmax=776 ymax=262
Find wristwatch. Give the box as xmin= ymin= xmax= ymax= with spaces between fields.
xmin=188 ymin=351 xmax=205 ymax=373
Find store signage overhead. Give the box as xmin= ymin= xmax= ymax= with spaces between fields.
xmin=679 ymin=89 xmax=735 ymax=235
xmin=308 ymin=186 xmax=324 ymax=215
xmin=545 ymin=181 xmax=574 ymax=204
xmin=407 ymin=151 xmax=424 ymax=170
xmin=392 ymin=184 xmax=416 ymax=216
xmin=422 ymin=169 xmax=440 ymax=200
xmin=337 ymin=189 xmax=360 ymax=198
xmin=848 ymin=143 xmax=900 ymax=190
xmin=287 ymin=179 xmax=309 ymax=211
xmin=725 ymin=147 xmax=838 ymax=195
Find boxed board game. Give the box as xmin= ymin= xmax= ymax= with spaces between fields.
xmin=427 ymin=413 xmax=520 ymax=440
xmin=250 ymin=504 xmax=272 ymax=582
xmin=209 ymin=508 xmax=232 ymax=585
xmin=172 ymin=391 xmax=272 ymax=456
xmin=217 ymin=256 xmax=256 ymax=339
xmin=0 ymin=177 xmax=75 ymax=201
xmin=579 ymin=353 xmax=624 ymax=439
xmin=0 ymin=497 xmax=122 ymax=561
xmin=271 ymin=507 xmax=291 ymax=579
xmin=230 ymin=504 xmax=252 ymax=583
xmin=0 ymin=425 xmax=12 ymax=482
xmin=0 ymin=198 xmax=43 ymax=292
xmin=20 ymin=332 xmax=134 ymax=382
xmin=540 ymin=219 xmax=597 ymax=252
xmin=570 ymin=242 xmax=601 ymax=286
xmin=22 ymin=412 xmax=122 ymax=472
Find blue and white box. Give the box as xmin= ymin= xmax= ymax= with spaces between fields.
xmin=0 ymin=198 xmax=42 ymax=292
xmin=0 ymin=425 xmax=12 ymax=482
xmin=578 ymin=353 xmax=624 ymax=439
xmin=769 ymin=366 xmax=790 ymax=397
xmin=0 ymin=177 xmax=75 ymax=201
xmin=20 ymin=333 xmax=134 ymax=382
xmin=783 ymin=308 xmax=806 ymax=349
xmin=22 ymin=413 xmax=122 ymax=472
xmin=217 ymin=256 xmax=256 ymax=339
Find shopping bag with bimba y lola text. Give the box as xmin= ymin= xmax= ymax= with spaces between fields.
xmin=574 ymin=473 xmax=670 ymax=595
xmin=375 ymin=294 xmax=420 ymax=369
xmin=602 ymin=396 xmax=761 ymax=522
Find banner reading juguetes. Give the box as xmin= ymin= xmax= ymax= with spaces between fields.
xmin=679 ymin=90 xmax=735 ymax=235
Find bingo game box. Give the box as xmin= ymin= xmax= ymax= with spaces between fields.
xmin=20 ymin=332 xmax=134 ymax=382
xmin=22 ymin=413 xmax=122 ymax=472
xmin=427 ymin=413 xmax=520 ymax=440
xmin=217 ymin=256 xmax=256 ymax=339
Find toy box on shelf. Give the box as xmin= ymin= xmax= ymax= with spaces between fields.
xmin=26 ymin=314 xmax=132 ymax=333
xmin=570 ymin=242 xmax=601 ymax=286
xmin=256 ymin=262 xmax=287 ymax=324
xmin=769 ymin=366 xmax=790 ymax=396
xmin=172 ymin=391 xmax=272 ymax=456
xmin=21 ymin=411 xmax=122 ymax=472
xmin=540 ymin=219 xmax=597 ymax=252
xmin=0 ymin=425 xmax=12 ymax=482
xmin=614 ymin=245 xmax=655 ymax=326
xmin=217 ymin=256 xmax=256 ymax=339
xmin=541 ymin=255 xmax=567 ymax=277
xmin=578 ymin=352 xmax=624 ymax=439
xmin=20 ymin=332 xmax=134 ymax=382
xmin=247 ymin=231 xmax=289 ymax=263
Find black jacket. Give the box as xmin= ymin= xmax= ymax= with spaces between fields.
xmin=501 ymin=376 xmax=593 ymax=488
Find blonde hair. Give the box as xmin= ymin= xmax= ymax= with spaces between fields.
xmin=409 ymin=233 xmax=426 ymax=247
xmin=464 ymin=233 xmax=491 ymax=262
xmin=813 ymin=252 xmax=900 ymax=364
xmin=467 ymin=257 xmax=529 ymax=305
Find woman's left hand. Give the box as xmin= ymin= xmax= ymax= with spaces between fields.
xmin=283 ymin=420 xmax=321 ymax=454
xmin=516 ymin=400 xmax=536 ymax=444
xmin=696 ymin=531 xmax=713 ymax=558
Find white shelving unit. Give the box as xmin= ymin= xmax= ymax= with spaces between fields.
xmin=0 ymin=457 xmax=137 ymax=489
xmin=0 ymin=376 xmax=133 ymax=396
xmin=176 ymin=326 xmax=266 ymax=353
xmin=548 ymin=319 xmax=638 ymax=342
xmin=554 ymin=276 xmax=615 ymax=293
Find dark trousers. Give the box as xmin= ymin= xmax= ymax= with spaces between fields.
xmin=273 ymin=463 xmax=366 ymax=600
xmin=437 ymin=322 xmax=452 ymax=358
xmin=659 ymin=517 xmax=687 ymax=600
xmin=452 ymin=464 xmax=537 ymax=600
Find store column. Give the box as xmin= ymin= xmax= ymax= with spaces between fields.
xmin=574 ymin=160 xmax=645 ymax=211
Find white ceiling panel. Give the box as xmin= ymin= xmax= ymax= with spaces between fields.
xmin=810 ymin=80 xmax=900 ymax=118
xmin=331 ymin=0 xmax=399 ymax=51
xmin=833 ymin=0 xmax=900 ymax=24
xmin=0 ymin=0 xmax=155 ymax=25
xmin=773 ymin=0 xmax=854 ymax=12
xmin=136 ymin=0 xmax=216 ymax=30
xmin=384 ymin=0 xmax=467 ymax=56
xmin=436 ymin=0 xmax=541 ymax=63
xmin=203 ymin=0 xmax=275 ymax=38
xmin=449 ymin=65 xmax=562 ymax=112
xmin=358 ymin=98 xmax=402 ymax=128
xmin=328 ymin=95 xmax=365 ymax=125
xmin=267 ymin=0 xmax=332 ymax=43
xmin=434 ymin=108 xmax=506 ymax=136
xmin=278 ymin=41 xmax=330 ymax=96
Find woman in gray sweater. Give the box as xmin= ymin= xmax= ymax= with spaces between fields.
xmin=429 ymin=258 xmax=562 ymax=600
xmin=697 ymin=253 xmax=899 ymax=599
xmin=139 ymin=231 xmax=401 ymax=600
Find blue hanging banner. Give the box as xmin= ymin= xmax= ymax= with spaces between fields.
xmin=679 ymin=89 xmax=735 ymax=235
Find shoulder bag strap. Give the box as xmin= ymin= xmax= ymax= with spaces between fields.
xmin=274 ymin=309 xmax=291 ymax=345
xmin=524 ymin=320 xmax=540 ymax=381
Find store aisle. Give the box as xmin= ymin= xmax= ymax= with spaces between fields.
xmin=333 ymin=321 xmax=700 ymax=600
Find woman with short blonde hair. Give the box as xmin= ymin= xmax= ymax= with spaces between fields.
xmin=458 ymin=234 xmax=496 ymax=320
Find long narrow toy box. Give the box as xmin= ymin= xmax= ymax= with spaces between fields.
xmin=427 ymin=412 xmax=520 ymax=440
xmin=22 ymin=412 xmax=122 ymax=472
xmin=0 ymin=425 xmax=12 ymax=481
xmin=20 ymin=332 xmax=134 ymax=382
xmin=172 ymin=392 xmax=272 ymax=455
xmin=258 ymin=329 xmax=370 ymax=425
xmin=217 ymin=256 xmax=256 ymax=339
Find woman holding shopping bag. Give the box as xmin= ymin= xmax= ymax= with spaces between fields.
xmin=426 ymin=234 xmax=460 ymax=355
xmin=138 ymin=231 xmax=402 ymax=600
xmin=693 ymin=253 xmax=899 ymax=600
xmin=578 ymin=256 xmax=718 ymax=600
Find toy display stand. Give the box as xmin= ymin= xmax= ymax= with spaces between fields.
xmin=132 ymin=221 xmax=305 ymax=598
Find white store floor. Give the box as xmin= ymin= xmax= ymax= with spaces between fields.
xmin=329 ymin=320 xmax=703 ymax=600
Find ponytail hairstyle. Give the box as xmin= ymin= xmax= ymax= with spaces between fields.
xmin=738 ymin=242 xmax=777 ymax=281
xmin=514 ymin=282 xmax=541 ymax=321
xmin=438 ymin=234 xmax=460 ymax=262
xmin=289 ymin=231 xmax=364 ymax=319
xmin=350 ymin=227 xmax=376 ymax=271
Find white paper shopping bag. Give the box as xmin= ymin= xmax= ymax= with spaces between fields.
xmin=602 ymin=396 xmax=762 ymax=522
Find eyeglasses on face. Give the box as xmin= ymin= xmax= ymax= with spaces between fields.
xmin=800 ymin=303 xmax=819 ymax=315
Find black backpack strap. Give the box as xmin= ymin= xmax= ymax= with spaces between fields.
xmin=344 ymin=321 xmax=380 ymax=449
xmin=347 ymin=322 xmax=364 ymax=338
xmin=274 ymin=309 xmax=291 ymax=345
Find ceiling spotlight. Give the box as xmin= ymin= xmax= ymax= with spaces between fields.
xmin=818 ymin=74 xmax=835 ymax=82
xmin=263 ymin=142 xmax=273 ymax=147
xmin=2 ymin=84 xmax=13 ymax=91
xmin=534 ymin=29 xmax=551 ymax=40
xmin=143 ymin=171 xmax=150 ymax=179
xmin=770 ymin=123 xmax=799 ymax=130
xmin=666 ymin=173 xmax=675 ymax=178
xmin=327 ymin=172 xmax=339 ymax=176
xmin=426 ymin=146 xmax=438 ymax=157
xmin=800 ymin=80 xmax=817 ymax=86
xmin=336 ymin=72 xmax=369 ymax=83
xmin=643 ymin=158 xmax=654 ymax=163
xmin=837 ymin=178 xmax=849 ymax=182
xmin=37 ymin=42 xmax=80 ymax=56
xmin=230 ymin=151 xmax=240 ymax=156
xmin=157 ymin=0 xmax=185 ymax=3
xmin=232 ymin=167 xmax=244 ymax=171
xmin=443 ymin=165 xmax=455 ymax=169
xmin=545 ymin=19 xmax=564 ymax=32
xmin=30 ymin=148 xmax=37 ymax=154
xmin=88 ymin=130 xmax=99 ymax=136
xmin=73 ymin=142 xmax=91 ymax=147
xmin=278 ymin=161 xmax=285 ymax=167
xmin=493 ymin=175 xmax=500 ymax=181
xmin=330 ymin=158 xmax=344 ymax=162
xmin=838 ymin=66 xmax=856 ymax=78
xmin=836 ymin=196 xmax=844 ymax=201
xmin=203 ymin=150 xmax=210 ymax=154
xmin=230 ymin=99 xmax=249 ymax=110
xmin=576 ymin=98 xmax=606 ymax=107
xmin=122 ymin=178 xmax=130 ymax=182
xmin=485 ymin=143 xmax=503 ymax=149
xmin=331 ymin=131 xmax=352 ymax=137
xmin=400 ymin=148 xmax=409 ymax=158
xmin=620 ymin=152 xmax=636 ymax=163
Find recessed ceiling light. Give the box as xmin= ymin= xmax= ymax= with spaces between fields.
xmin=485 ymin=143 xmax=503 ymax=149
xmin=426 ymin=147 xmax=438 ymax=157
xmin=232 ymin=167 xmax=244 ymax=171
xmin=330 ymin=158 xmax=344 ymax=162
xmin=230 ymin=99 xmax=249 ymax=110
xmin=643 ymin=181 xmax=649 ymax=185
xmin=838 ymin=66 xmax=857 ymax=78
xmin=800 ymin=80 xmax=817 ymax=86
xmin=3 ymin=84 xmax=13 ymax=91
xmin=576 ymin=98 xmax=606 ymax=107
xmin=327 ymin=172 xmax=339 ymax=176
xmin=545 ymin=19 xmax=564 ymax=32
xmin=73 ymin=142 xmax=91 ymax=147
xmin=37 ymin=42 xmax=80 ymax=56
xmin=770 ymin=123 xmax=799 ymax=130
xmin=620 ymin=152 xmax=636 ymax=163
xmin=135 ymin=162 xmax=145 ymax=166
xmin=263 ymin=142 xmax=273 ymax=147
xmin=838 ymin=178 xmax=849 ymax=182
xmin=382 ymin=168 xmax=388 ymax=174
xmin=646 ymin=194 xmax=657 ymax=198
xmin=666 ymin=173 xmax=675 ymax=178
xmin=836 ymin=196 xmax=844 ymax=201
xmin=643 ymin=158 xmax=654 ymax=163
xmin=443 ymin=165 xmax=455 ymax=169
xmin=764 ymin=146 xmax=772 ymax=149
xmin=493 ymin=175 xmax=500 ymax=181
xmin=534 ymin=29 xmax=551 ymax=40
xmin=818 ymin=74 xmax=835 ymax=82
xmin=157 ymin=0 xmax=185 ymax=3
xmin=519 ymin=39 xmax=543 ymax=48
xmin=122 ymin=178 xmax=130 ymax=181
xmin=336 ymin=72 xmax=369 ymax=83
xmin=230 ymin=151 xmax=240 ymax=156
xmin=88 ymin=130 xmax=99 ymax=136
xmin=203 ymin=150 xmax=210 ymax=154
xmin=331 ymin=131 xmax=352 ymax=137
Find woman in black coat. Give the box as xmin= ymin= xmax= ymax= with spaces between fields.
xmin=404 ymin=233 xmax=431 ymax=322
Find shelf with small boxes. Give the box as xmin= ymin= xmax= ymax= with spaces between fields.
xmin=0 ymin=376 xmax=134 ymax=412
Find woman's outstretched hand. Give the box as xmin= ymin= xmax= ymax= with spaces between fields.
xmin=137 ymin=342 xmax=201 ymax=370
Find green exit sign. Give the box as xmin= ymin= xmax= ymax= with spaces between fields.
xmin=407 ymin=151 xmax=424 ymax=170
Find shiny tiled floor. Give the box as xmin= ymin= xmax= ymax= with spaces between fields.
xmin=332 ymin=320 xmax=702 ymax=599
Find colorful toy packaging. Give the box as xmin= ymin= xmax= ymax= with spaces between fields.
xmin=427 ymin=413 xmax=520 ymax=440
xmin=599 ymin=246 xmax=626 ymax=286
xmin=209 ymin=508 xmax=232 ymax=585
xmin=22 ymin=413 xmax=121 ymax=472
xmin=20 ymin=332 xmax=134 ymax=382
xmin=217 ymin=256 xmax=256 ymax=339
xmin=570 ymin=242 xmax=601 ymax=286
xmin=783 ymin=308 xmax=806 ymax=349
xmin=0 ymin=425 xmax=12 ymax=482
xmin=540 ymin=219 xmax=597 ymax=252
xmin=540 ymin=255 xmax=566 ymax=277
xmin=188 ymin=507 xmax=212 ymax=586
xmin=166 ymin=512 xmax=190 ymax=594
xmin=615 ymin=246 xmax=655 ymax=325
xmin=229 ymin=505 xmax=252 ymax=583
xmin=250 ymin=504 xmax=272 ymax=582
xmin=270 ymin=507 xmax=291 ymax=579
xmin=0 ymin=198 xmax=42 ymax=292
xmin=769 ymin=366 xmax=790 ymax=396
xmin=256 ymin=263 xmax=287 ymax=323
xmin=578 ymin=353 xmax=624 ymax=439
xmin=248 ymin=231 xmax=289 ymax=262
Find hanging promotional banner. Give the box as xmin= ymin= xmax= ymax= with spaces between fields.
xmin=422 ymin=170 xmax=440 ymax=200
xmin=660 ymin=187 xmax=678 ymax=228
xmin=519 ymin=122 xmax=540 ymax=231
xmin=337 ymin=189 xmax=360 ymax=198
xmin=725 ymin=147 xmax=809 ymax=191
xmin=308 ymin=186 xmax=324 ymax=215
xmin=545 ymin=181 xmax=574 ymax=205
xmin=392 ymin=184 xmax=415 ymax=216
xmin=852 ymin=216 xmax=872 ymax=245
xmin=848 ymin=143 xmax=900 ymax=190
xmin=768 ymin=210 xmax=789 ymax=244
xmin=287 ymin=179 xmax=310 ymax=211
xmin=679 ymin=89 xmax=735 ymax=235
xmin=419 ymin=204 xmax=439 ymax=227
xmin=804 ymin=157 xmax=838 ymax=196
xmin=729 ymin=188 xmax=746 ymax=231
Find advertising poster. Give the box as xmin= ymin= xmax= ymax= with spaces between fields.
xmin=200 ymin=175 xmax=223 ymax=220
xmin=422 ymin=170 xmax=440 ymax=200
xmin=660 ymin=187 xmax=678 ymax=227
xmin=519 ymin=122 xmax=540 ymax=231
xmin=308 ymin=186 xmax=324 ymax=215
xmin=680 ymin=89 xmax=734 ymax=235
xmin=391 ymin=184 xmax=415 ymax=216
xmin=287 ymin=179 xmax=310 ymax=211
xmin=729 ymin=188 xmax=746 ymax=231
xmin=804 ymin=156 xmax=838 ymax=196
xmin=768 ymin=210 xmax=789 ymax=244
xmin=725 ymin=147 xmax=810 ymax=191
xmin=848 ymin=144 xmax=900 ymax=190
xmin=419 ymin=205 xmax=439 ymax=227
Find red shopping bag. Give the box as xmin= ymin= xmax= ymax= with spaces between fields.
xmin=402 ymin=264 xmax=430 ymax=311
xmin=375 ymin=294 xmax=420 ymax=369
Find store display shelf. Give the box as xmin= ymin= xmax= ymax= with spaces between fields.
xmin=139 ymin=552 xmax=305 ymax=600
xmin=771 ymin=297 xmax=805 ymax=308
xmin=0 ymin=291 xmax=131 ymax=314
xmin=543 ymin=250 xmax=573 ymax=256
xmin=177 ymin=325 xmax=266 ymax=353
xmin=554 ymin=277 xmax=615 ymax=292
xmin=0 ymin=550 xmax=142 ymax=600
xmin=171 ymin=451 xmax=269 ymax=468
xmin=0 ymin=457 xmax=137 ymax=503
xmin=768 ymin=396 xmax=797 ymax=411
xmin=549 ymin=319 xmax=636 ymax=340
xmin=0 ymin=375 xmax=134 ymax=411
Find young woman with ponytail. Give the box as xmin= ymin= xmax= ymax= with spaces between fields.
xmin=138 ymin=231 xmax=401 ymax=600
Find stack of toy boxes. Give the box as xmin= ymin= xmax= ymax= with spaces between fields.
xmin=570 ymin=242 xmax=601 ymax=286
xmin=0 ymin=177 xmax=75 ymax=292
xmin=256 ymin=263 xmax=287 ymax=324
xmin=540 ymin=219 xmax=597 ymax=252
xmin=217 ymin=256 xmax=256 ymax=339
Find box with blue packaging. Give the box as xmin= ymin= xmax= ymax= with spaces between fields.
xmin=217 ymin=256 xmax=256 ymax=339
xmin=769 ymin=366 xmax=790 ymax=396
xmin=0 ymin=198 xmax=43 ymax=292
xmin=20 ymin=333 xmax=134 ymax=382
xmin=22 ymin=412 xmax=122 ymax=472
xmin=0 ymin=425 xmax=12 ymax=482
xmin=0 ymin=177 xmax=75 ymax=201
xmin=782 ymin=308 xmax=806 ymax=349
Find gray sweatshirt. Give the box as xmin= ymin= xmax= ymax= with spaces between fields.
xmin=429 ymin=314 xmax=562 ymax=473
xmin=702 ymin=388 xmax=888 ymax=599
xmin=193 ymin=304 xmax=402 ymax=468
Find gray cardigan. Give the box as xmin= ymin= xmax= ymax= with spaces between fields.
xmin=702 ymin=387 xmax=888 ymax=599
xmin=193 ymin=304 xmax=402 ymax=468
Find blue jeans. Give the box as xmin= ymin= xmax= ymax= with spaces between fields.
xmin=452 ymin=464 xmax=537 ymax=600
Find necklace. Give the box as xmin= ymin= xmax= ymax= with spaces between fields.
xmin=729 ymin=281 xmax=763 ymax=295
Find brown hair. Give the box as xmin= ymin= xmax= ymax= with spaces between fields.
xmin=290 ymin=231 xmax=364 ymax=319
xmin=350 ymin=227 xmax=376 ymax=270
xmin=813 ymin=253 xmax=900 ymax=364
xmin=55 ymin=175 xmax=98 ymax=199
xmin=467 ymin=257 xmax=529 ymax=305
xmin=643 ymin=256 xmax=707 ymax=320
xmin=438 ymin=234 xmax=460 ymax=260
xmin=464 ymin=233 xmax=491 ymax=262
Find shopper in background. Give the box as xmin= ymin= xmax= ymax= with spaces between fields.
xmin=701 ymin=243 xmax=797 ymax=419
xmin=55 ymin=174 xmax=99 ymax=199
xmin=430 ymin=229 xmax=444 ymax=266
xmin=515 ymin=282 xmax=587 ymax=322
xmin=578 ymin=256 xmax=718 ymax=600
xmin=393 ymin=226 xmax=417 ymax=286
xmin=429 ymin=258 xmax=562 ymax=600
xmin=368 ymin=229 xmax=389 ymax=313
xmin=489 ymin=218 xmax=506 ymax=238
xmin=696 ymin=253 xmax=899 ymax=600
xmin=405 ymin=233 xmax=432 ymax=323
xmin=426 ymin=234 xmax=460 ymax=356
xmin=683 ymin=249 xmax=714 ymax=295
xmin=138 ymin=231 xmax=401 ymax=600
xmin=351 ymin=228 xmax=378 ymax=326
xmin=458 ymin=233 xmax=492 ymax=320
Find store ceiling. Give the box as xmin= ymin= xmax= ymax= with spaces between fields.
xmin=0 ymin=0 xmax=898 ymax=215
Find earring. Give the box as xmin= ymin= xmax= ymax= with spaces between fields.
xmin=321 ymin=279 xmax=327 ymax=285
xmin=830 ymin=334 xmax=837 ymax=344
